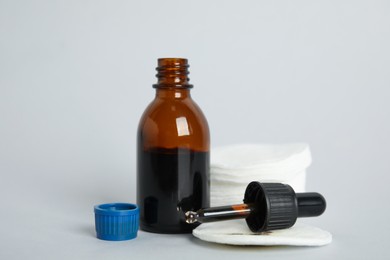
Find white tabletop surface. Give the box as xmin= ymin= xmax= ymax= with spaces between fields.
xmin=1 ymin=0 xmax=389 ymax=259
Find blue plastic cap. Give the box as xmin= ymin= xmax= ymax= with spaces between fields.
xmin=94 ymin=203 xmax=139 ymax=241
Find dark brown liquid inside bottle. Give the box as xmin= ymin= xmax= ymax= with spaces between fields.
xmin=137 ymin=58 xmax=210 ymax=234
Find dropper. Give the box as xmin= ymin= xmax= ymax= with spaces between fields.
xmin=185 ymin=181 xmax=326 ymax=232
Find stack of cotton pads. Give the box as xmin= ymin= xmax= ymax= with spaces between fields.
xmin=210 ymin=143 xmax=311 ymax=206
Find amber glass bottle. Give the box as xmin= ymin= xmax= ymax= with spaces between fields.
xmin=137 ymin=58 xmax=210 ymax=234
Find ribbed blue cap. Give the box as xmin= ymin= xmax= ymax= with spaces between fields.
xmin=94 ymin=203 xmax=139 ymax=241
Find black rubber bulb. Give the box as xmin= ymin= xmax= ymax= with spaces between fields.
xmin=184 ymin=181 xmax=326 ymax=232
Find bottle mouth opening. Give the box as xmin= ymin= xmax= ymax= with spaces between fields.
xmin=157 ymin=58 xmax=188 ymax=67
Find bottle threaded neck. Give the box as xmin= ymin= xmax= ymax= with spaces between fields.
xmin=153 ymin=58 xmax=193 ymax=88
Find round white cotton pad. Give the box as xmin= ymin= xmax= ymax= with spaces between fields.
xmin=210 ymin=143 xmax=311 ymax=206
xmin=193 ymin=220 xmax=332 ymax=246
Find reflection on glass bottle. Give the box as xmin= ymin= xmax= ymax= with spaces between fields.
xmin=177 ymin=171 xmax=203 ymax=213
xmin=144 ymin=196 xmax=158 ymax=224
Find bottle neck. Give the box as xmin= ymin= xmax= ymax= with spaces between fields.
xmin=155 ymin=88 xmax=191 ymax=99
xmin=153 ymin=58 xmax=193 ymax=89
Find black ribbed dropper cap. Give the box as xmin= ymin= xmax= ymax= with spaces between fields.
xmin=243 ymin=182 xmax=326 ymax=232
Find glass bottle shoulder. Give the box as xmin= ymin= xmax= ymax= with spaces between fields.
xmin=137 ymin=96 xmax=210 ymax=151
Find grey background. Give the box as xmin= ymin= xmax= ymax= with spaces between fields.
xmin=1 ymin=0 xmax=389 ymax=259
